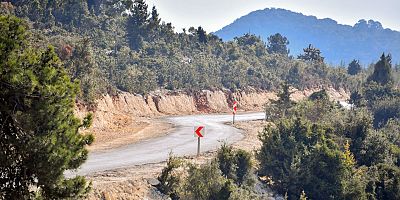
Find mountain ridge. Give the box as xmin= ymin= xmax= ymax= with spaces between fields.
xmin=215 ymin=8 xmax=400 ymax=65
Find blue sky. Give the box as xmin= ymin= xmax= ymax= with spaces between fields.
xmin=145 ymin=0 xmax=400 ymax=32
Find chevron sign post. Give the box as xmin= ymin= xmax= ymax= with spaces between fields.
xmin=194 ymin=126 xmax=204 ymax=137
xmin=232 ymin=100 xmax=238 ymax=124
xmin=194 ymin=126 xmax=205 ymax=156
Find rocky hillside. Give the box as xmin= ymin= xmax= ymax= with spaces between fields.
xmin=215 ymin=8 xmax=400 ymax=65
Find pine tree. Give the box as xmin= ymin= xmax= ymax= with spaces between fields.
xmin=197 ymin=26 xmax=207 ymax=44
xmin=298 ymin=44 xmax=324 ymax=62
xmin=367 ymin=53 xmax=393 ymax=85
xmin=147 ymin=6 xmax=161 ymax=40
xmin=127 ymin=0 xmax=149 ymax=50
xmin=273 ymin=82 xmax=295 ymax=117
xmin=265 ymin=82 xmax=295 ymax=120
xmin=0 ymin=15 xmax=93 ymax=199
xmin=149 ymin=6 xmax=160 ymax=28
xmin=347 ymin=59 xmax=362 ymax=75
xmin=131 ymin=0 xmax=148 ymax=25
xmin=267 ymin=33 xmax=290 ymax=55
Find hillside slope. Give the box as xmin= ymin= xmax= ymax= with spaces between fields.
xmin=215 ymin=8 xmax=400 ymax=65
xmin=0 ymin=1 xmax=357 ymax=105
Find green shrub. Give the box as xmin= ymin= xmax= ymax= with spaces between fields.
xmin=158 ymin=155 xmax=183 ymax=199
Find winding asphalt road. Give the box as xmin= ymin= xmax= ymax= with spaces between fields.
xmin=74 ymin=112 xmax=265 ymax=176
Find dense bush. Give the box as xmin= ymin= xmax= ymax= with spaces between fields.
xmin=158 ymin=146 xmax=261 ymax=200
xmin=217 ymin=144 xmax=254 ymax=187
xmin=256 ymin=74 xmax=400 ymax=199
xmin=257 ymin=117 xmax=357 ymax=199
xmin=157 ymin=155 xmax=183 ymax=199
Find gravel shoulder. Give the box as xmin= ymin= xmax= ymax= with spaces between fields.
xmin=87 ymin=117 xmax=175 ymax=152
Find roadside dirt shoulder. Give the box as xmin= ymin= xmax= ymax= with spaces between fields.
xmin=231 ymin=120 xmax=270 ymax=152
xmin=87 ymin=117 xmax=175 ymax=151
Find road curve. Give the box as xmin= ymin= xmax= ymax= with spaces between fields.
xmin=73 ymin=112 xmax=265 ymax=176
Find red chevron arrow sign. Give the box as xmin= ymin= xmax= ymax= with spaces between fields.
xmin=232 ymin=100 xmax=238 ymax=124
xmin=232 ymin=101 xmax=238 ymax=114
xmin=194 ymin=126 xmax=205 ymax=156
xmin=194 ymin=126 xmax=205 ymax=137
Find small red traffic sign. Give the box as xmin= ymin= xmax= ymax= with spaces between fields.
xmin=233 ymin=101 xmax=238 ymax=114
xmin=195 ymin=126 xmax=205 ymax=137
xmin=194 ymin=126 xmax=205 ymax=156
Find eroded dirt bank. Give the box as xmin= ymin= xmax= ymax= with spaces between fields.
xmin=76 ymin=87 xmax=349 ymax=151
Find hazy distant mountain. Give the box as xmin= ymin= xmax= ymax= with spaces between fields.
xmin=215 ymin=8 xmax=400 ymax=65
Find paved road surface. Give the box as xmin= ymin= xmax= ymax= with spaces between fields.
xmin=73 ymin=112 xmax=265 ymax=176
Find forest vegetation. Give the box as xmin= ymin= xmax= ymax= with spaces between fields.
xmin=1 ymin=0 xmax=385 ymax=106
xmin=159 ymin=55 xmax=400 ymax=199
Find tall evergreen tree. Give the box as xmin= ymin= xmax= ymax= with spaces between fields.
xmin=197 ymin=26 xmax=207 ymax=44
xmin=265 ymin=82 xmax=295 ymax=120
xmin=347 ymin=59 xmax=362 ymax=75
xmin=273 ymin=82 xmax=295 ymax=118
xmin=367 ymin=53 xmax=393 ymax=85
xmin=298 ymin=44 xmax=324 ymax=62
xmin=149 ymin=6 xmax=160 ymax=27
xmin=127 ymin=0 xmax=149 ymax=50
xmin=267 ymin=33 xmax=289 ymax=55
xmin=147 ymin=6 xmax=161 ymax=40
xmin=0 ymin=15 xmax=93 ymax=199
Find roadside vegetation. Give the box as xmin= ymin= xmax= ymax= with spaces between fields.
xmin=257 ymin=53 xmax=400 ymax=199
xmin=158 ymin=146 xmax=260 ymax=200
xmin=159 ymin=53 xmax=400 ymax=199
xmin=0 ymin=15 xmax=93 ymax=199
